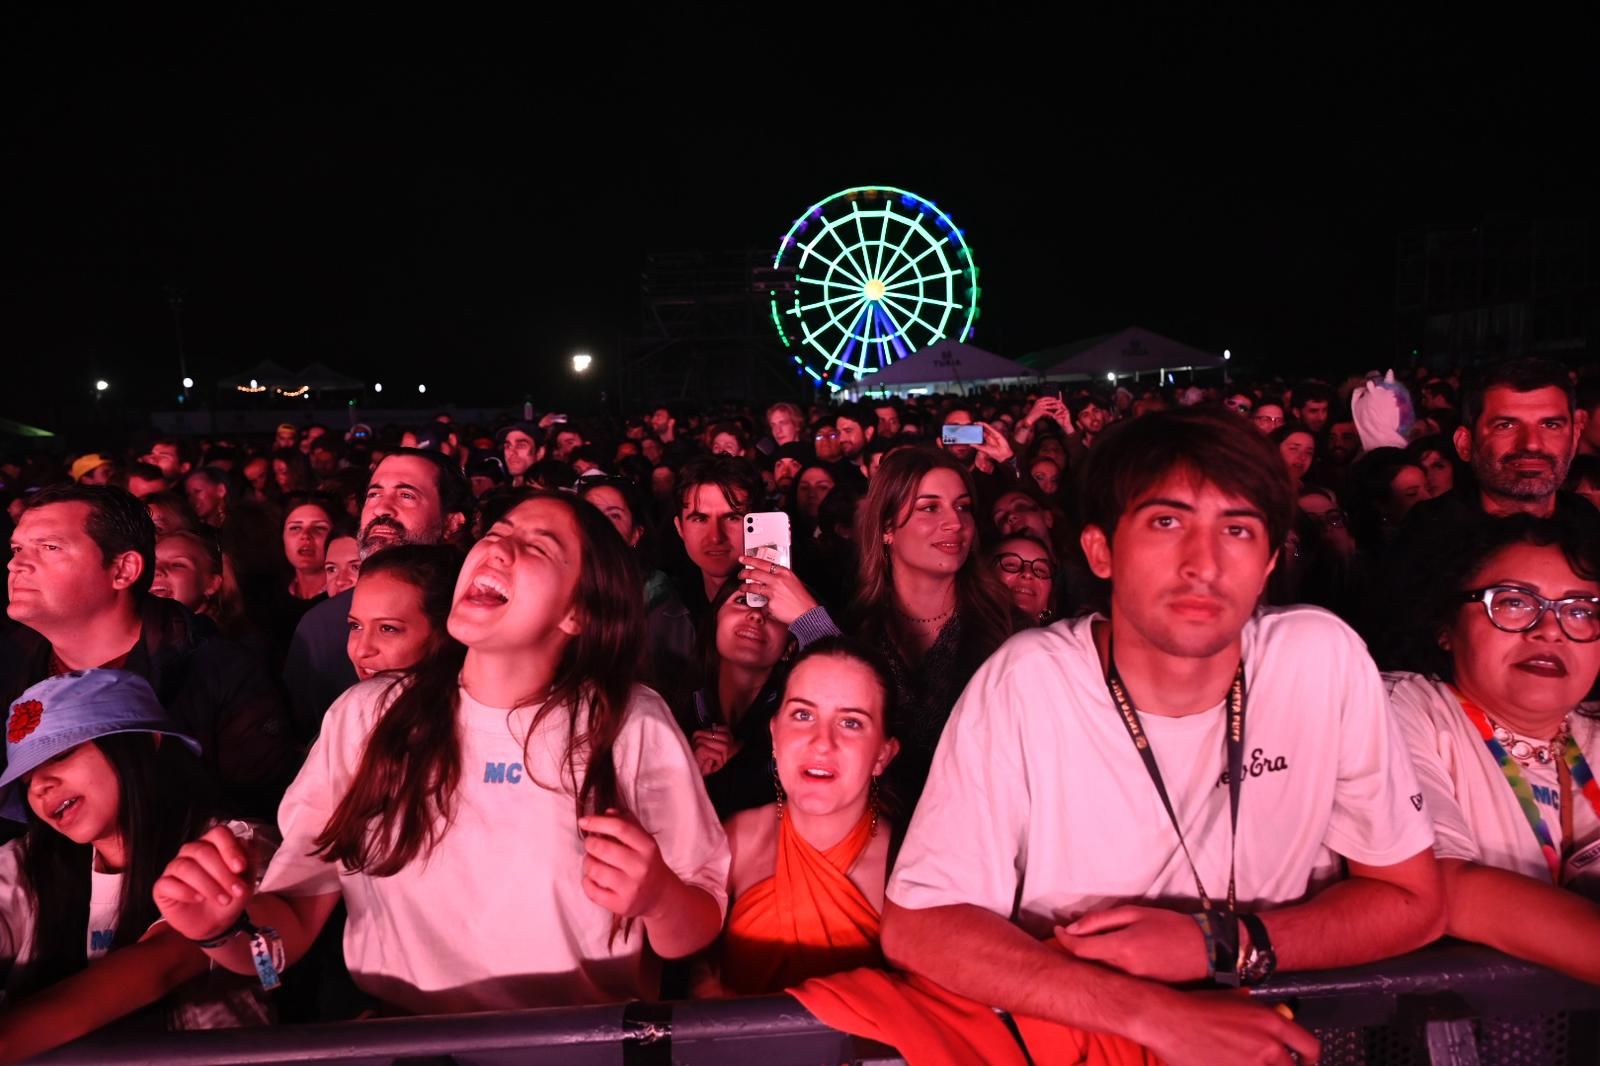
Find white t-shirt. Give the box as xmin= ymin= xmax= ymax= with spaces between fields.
xmin=259 ymin=677 xmax=730 ymax=1015
xmin=1 ymin=821 xmax=275 ymax=1028
xmin=1385 ymin=672 xmax=1600 ymax=894
xmin=0 ymin=843 xmax=121 ymax=980
xmin=889 ymin=608 xmax=1435 ymax=936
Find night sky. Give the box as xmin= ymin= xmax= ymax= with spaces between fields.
xmin=2 ymin=10 xmax=1591 ymax=418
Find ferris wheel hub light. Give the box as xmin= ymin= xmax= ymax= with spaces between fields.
xmin=864 ymin=279 xmax=886 ymax=301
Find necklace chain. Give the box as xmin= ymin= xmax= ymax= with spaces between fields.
xmin=896 ymin=603 xmax=954 ymax=626
xmin=1486 ymin=712 xmax=1571 ymax=766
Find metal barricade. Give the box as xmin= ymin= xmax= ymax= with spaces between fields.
xmin=28 ymin=944 xmax=1600 ymax=1065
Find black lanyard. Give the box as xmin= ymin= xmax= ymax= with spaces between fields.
xmin=1104 ymin=646 xmax=1247 ymax=914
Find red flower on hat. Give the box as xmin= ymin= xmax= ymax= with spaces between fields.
xmin=8 ymin=700 xmax=44 ymax=744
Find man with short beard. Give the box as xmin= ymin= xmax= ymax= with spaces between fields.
xmin=1437 ymin=358 xmax=1581 ymax=520
xmin=280 ymin=449 xmax=473 ymax=737
xmin=1363 ymin=357 xmax=1598 ymax=654
xmin=1291 ymin=382 xmax=1335 ymax=435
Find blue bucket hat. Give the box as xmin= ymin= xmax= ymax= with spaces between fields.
xmin=0 ymin=670 xmax=201 ymax=823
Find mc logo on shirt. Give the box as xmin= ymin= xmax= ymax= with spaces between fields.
xmin=484 ymin=762 xmax=524 ymax=785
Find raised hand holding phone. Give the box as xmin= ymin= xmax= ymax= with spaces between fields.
xmin=741 ymin=512 xmax=791 ymax=609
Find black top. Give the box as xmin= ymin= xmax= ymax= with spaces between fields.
xmin=869 ymin=614 xmax=991 ymax=819
xmin=0 ymin=596 xmax=297 ymax=820
xmin=675 ymin=682 xmax=783 ymax=819
xmin=282 ymin=587 xmax=358 ymax=743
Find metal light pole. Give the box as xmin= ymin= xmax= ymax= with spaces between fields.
xmin=168 ymin=288 xmax=190 ymax=400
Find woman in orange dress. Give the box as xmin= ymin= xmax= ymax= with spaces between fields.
xmin=702 ymin=638 xmax=899 ymax=996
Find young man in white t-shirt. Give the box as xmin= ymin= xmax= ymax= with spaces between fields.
xmin=881 ymin=408 xmax=1445 ymax=1066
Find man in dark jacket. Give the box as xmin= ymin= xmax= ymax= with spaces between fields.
xmin=4 ymin=484 xmax=295 ymax=819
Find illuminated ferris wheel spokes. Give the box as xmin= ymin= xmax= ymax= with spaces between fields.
xmin=772 ymin=187 xmax=980 ymax=389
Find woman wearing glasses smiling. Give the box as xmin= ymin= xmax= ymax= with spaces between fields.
xmin=989 ymin=532 xmax=1058 ymax=628
xmin=1384 ymin=511 xmax=1600 ymax=985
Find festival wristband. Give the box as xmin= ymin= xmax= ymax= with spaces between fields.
xmin=249 ymin=925 xmax=285 ymax=992
xmin=1190 ymin=912 xmax=1218 ymax=980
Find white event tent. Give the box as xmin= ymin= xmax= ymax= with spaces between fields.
xmin=1029 ymin=326 xmax=1225 ymax=381
xmin=845 ymin=340 xmax=1038 ymax=399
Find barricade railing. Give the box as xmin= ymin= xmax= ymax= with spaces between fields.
xmin=29 ymin=944 xmax=1600 ymax=1065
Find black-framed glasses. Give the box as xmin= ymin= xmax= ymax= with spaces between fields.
xmin=1304 ymin=508 xmax=1348 ymax=529
xmin=993 ymin=553 xmax=1055 ymax=580
xmin=1462 ymin=585 xmax=1600 ymax=643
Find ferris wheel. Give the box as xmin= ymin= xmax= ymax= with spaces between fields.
xmin=771 ymin=186 xmax=981 ymax=390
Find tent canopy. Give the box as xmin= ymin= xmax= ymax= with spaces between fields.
xmin=215 ymin=361 xmax=365 ymax=391
xmin=297 ymin=362 xmax=366 ymax=391
xmin=1026 ymin=326 xmax=1224 ymax=378
xmin=853 ymin=340 xmax=1036 ymax=394
xmin=215 ymin=361 xmax=296 ymax=389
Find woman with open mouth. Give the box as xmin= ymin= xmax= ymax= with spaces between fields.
xmin=1385 ymin=510 xmax=1600 ymax=984
xmin=281 ymin=495 xmax=340 ymax=603
xmin=152 ymin=491 xmax=730 ymax=1015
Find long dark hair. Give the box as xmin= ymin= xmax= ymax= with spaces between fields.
xmin=313 ymin=491 xmax=644 ymax=877
xmin=851 ymin=447 xmax=1013 ymax=662
xmin=18 ymin=733 xmax=216 ymax=995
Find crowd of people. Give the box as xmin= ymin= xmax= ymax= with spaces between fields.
xmin=0 ymin=356 xmax=1596 ymax=1064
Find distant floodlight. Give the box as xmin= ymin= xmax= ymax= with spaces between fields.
xmin=1105 ymin=372 xmax=1116 ymax=383
xmin=95 ymin=379 xmax=109 ymax=392
xmin=572 ymin=353 xmax=593 ymax=374
xmin=418 ymin=384 xmax=427 ymax=394
xmin=249 ymin=379 xmax=259 ymax=389
xmin=1223 ymin=349 xmax=1232 ymax=361
xmin=181 ymin=376 xmax=194 ymax=389
xmin=374 ymin=382 xmax=383 ymax=393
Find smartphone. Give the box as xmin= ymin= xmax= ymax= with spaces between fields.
xmin=742 ymin=511 xmax=792 ymax=609
xmin=941 ymin=423 xmax=985 ymax=446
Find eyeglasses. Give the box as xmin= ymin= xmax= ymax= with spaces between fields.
xmin=1252 ymin=413 xmax=1285 ymax=427
xmin=1304 ymin=508 xmax=1347 ymax=529
xmin=1225 ymin=399 xmax=1253 ymax=414
xmin=1461 ymin=585 xmax=1600 ymax=643
xmin=993 ymin=553 xmax=1055 ymax=580
xmin=814 ymin=431 xmax=839 ymax=441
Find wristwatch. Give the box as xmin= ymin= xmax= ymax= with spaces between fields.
xmin=1236 ymin=912 xmax=1277 ymax=985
